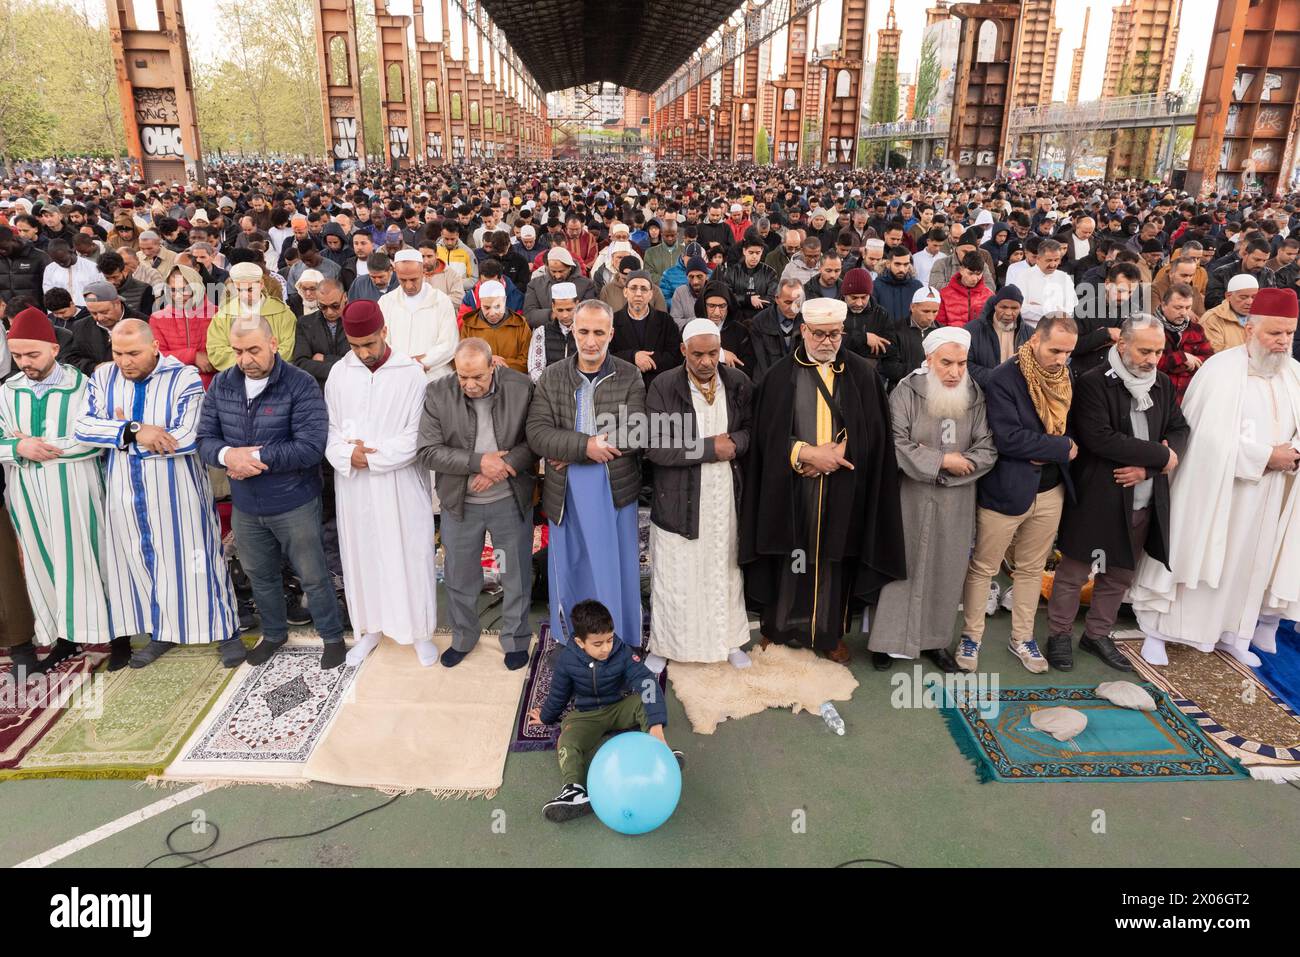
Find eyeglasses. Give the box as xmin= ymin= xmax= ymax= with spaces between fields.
xmin=809 ymin=329 xmax=844 ymax=343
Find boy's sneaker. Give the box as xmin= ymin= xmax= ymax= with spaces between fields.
xmin=672 ymin=750 xmax=686 ymax=771
xmin=999 ymin=585 xmax=1015 ymax=612
xmin=955 ymin=635 xmax=980 ymax=672
xmin=984 ymin=582 xmax=1001 ymax=616
xmin=1009 ymin=638 xmax=1050 ymax=674
xmin=543 ymin=783 xmax=593 ymax=822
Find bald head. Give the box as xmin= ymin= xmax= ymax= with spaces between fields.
xmin=111 ymin=318 xmax=154 ymax=344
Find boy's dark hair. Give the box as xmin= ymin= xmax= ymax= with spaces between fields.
xmin=43 ymin=287 xmax=72 ymax=311
xmin=570 ymin=600 xmax=615 ymax=640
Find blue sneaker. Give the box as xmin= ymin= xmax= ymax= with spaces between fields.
xmin=955 ymin=635 xmax=980 ymax=672
xmin=1009 ymin=638 xmax=1049 ymax=674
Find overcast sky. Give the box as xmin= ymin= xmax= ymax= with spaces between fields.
xmin=144 ymin=0 xmax=1216 ymax=104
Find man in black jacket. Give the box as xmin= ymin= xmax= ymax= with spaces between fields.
xmin=610 ymin=270 xmax=682 ymax=392
xmin=1204 ymin=237 xmax=1274 ymax=309
xmin=840 ymin=267 xmax=893 ymax=370
xmin=1071 ymin=261 xmax=1143 ymax=378
xmin=748 ymin=278 xmax=804 ymax=382
xmin=96 ymin=250 xmax=155 ymax=317
xmin=291 ymin=278 xmax=350 ymax=388
xmin=0 ymin=226 xmax=50 ymax=309
xmin=880 ymin=285 xmax=941 ymax=390
xmin=693 ymin=281 xmax=756 ymax=375
xmin=719 ymin=234 xmax=778 ymax=324
xmin=1044 ymin=315 xmax=1189 ymax=671
xmin=64 ymin=281 xmax=148 ymax=374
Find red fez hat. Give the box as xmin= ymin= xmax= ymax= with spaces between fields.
xmin=1252 ymin=287 xmax=1299 ymax=320
xmin=342 ymin=299 xmax=385 ymax=338
xmin=8 ymin=306 xmax=57 ymax=344
xmin=841 ymin=267 xmax=874 ymax=297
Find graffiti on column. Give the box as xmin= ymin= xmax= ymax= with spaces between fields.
xmin=134 ymin=88 xmax=183 ymax=158
xmin=389 ymin=126 xmax=411 ymax=158
xmin=333 ymin=118 xmax=358 ymax=159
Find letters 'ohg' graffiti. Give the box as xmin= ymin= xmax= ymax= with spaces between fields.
xmin=141 ymin=125 xmax=183 ymax=158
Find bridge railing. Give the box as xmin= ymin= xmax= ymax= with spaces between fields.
xmin=1008 ymin=92 xmax=1198 ymax=132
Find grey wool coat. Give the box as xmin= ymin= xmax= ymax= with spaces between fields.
xmin=869 ymin=370 xmax=998 ymax=657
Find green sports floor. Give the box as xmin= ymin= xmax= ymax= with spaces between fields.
xmin=3 ymin=597 xmax=1299 ymax=868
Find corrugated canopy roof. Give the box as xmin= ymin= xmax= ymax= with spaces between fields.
xmin=479 ymin=0 xmax=740 ymax=93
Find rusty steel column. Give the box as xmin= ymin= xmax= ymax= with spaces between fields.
xmin=945 ymin=2 xmax=1023 ymax=179
xmin=1187 ymin=0 xmax=1300 ymax=197
xmin=375 ymin=1 xmax=414 ymax=168
xmin=733 ymin=4 xmax=762 ymax=163
xmin=716 ymin=28 xmax=737 ymax=162
xmin=1067 ymin=6 xmax=1090 ymax=105
xmin=106 ymin=0 xmax=204 ymax=183
xmin=693 ymin=82 xmax=709 ymax=160
xmin=774 ymin=2 xmax=810 ymax=166
xmin=819 ymin=0 xmax=866 ymax=169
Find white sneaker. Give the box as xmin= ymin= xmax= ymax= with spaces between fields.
xmin=728 ymin=649 xmax=752 ymax=669
xmin=985 ymin=582 xmax=1002 ymax=616
xmin=644 ymin=653 xmax=667 ymax=674
xmin=1000 ymin=585 xmax=1015 ymax=612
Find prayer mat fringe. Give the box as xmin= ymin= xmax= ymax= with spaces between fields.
xmin=141 ymin=775 xmax=311 ymax=790
xmin=369 ymin=785 xmax=498 ymax=799
xmin=939 ymin=705 xmax=994 ymax=784
xmin=0 ymin=764 xmax=167 ymax=782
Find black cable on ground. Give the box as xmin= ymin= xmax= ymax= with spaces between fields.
xmin=143 ymin=793 xmax=403 ymax=868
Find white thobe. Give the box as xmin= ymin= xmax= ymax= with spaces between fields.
xmin=1010 ymin=265 xmax=1077 ymax=327
xmin=648 ymin=379 xmax=749 ymax=662
xmin=325 ymin=350 xmax=437 ymax=644
xmin=1135 ymin=369 xmax=1300 ymax=651
xmin=378 ymin=284 xmax=459 ymax=382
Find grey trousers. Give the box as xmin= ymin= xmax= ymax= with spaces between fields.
xmin=1047 ymin=507 xmax=1150 ymax=641
xmin=441 ymin=497 xmax=534 ymax=654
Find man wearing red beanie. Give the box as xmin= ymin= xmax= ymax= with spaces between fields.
xmin=1132 ymin=286 xmax=1300 ymax=668
xmin=1 ymin=306 xmax=132 ymax=673
xmin=840 ymin=267 xmax=893 ymax=372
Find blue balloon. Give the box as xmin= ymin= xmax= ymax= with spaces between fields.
xmin=586 ymin=732 xmax=682 ymax=835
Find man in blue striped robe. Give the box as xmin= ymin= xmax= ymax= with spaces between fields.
xmin=74 ymin=319 xmax=241 ymax=668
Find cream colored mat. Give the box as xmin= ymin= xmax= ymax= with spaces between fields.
xmin=304 ymin=631 xmax=529 ymax=797
xmin=667 ymin=643 xmax=859 ymax=734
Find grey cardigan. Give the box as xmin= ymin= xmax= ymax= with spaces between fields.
xmin=416 ymin=366 xmax=539 ymax=520
xmin=526 ymin=353 xmax=646 ymax=524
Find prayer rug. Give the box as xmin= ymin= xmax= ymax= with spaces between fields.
xmin=1254 ymin=621 xmax=1300 ymax=717
xmin=160 ymin=640 xmax=359 ymax=786
xmin=1 ymin=645 xmax=233 ymax=780
xmin=510 ymin=623 xmax=665 ymax=751
xmin=1116 ymin=639 xmax=1300 ymax=781
xmin=0 ymin=648 xmax=108 ymax=770
xmin=303 ymin=631 xmax=530 ymax=797
xmin=668 ymin=642 xmax=859 ymax=735
xmin=941 ymin=684 xmax=1247 ymax=783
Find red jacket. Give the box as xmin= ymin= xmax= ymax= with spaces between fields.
xmin=560 ymin=232 xmax=599 ymax=275
xmin=149 ymin=303 xmax=218 ymax=388
xmin=726 ymin=217 xmax=752 ymax=243
xmin=936 ymin=273 xmax=993 ymax=328
xmin=1157 ymin=318 xmax=1214 ymax=404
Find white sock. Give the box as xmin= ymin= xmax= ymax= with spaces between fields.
xmin=727 ymin=649 xmax=752 ymax=669
xmin=1140 ymin=636 xmax=1168 ymax=666
xmin=1252 ymin=619 xmax=1280 ymax=655
xmin=1215 ymin=639 xmax=1261 ymax=668
xmin=415 ymin=638 xmax=439 ymax=667
xmin=345 ymin=632 xmax=381 ymax=667
xmin=644 ymin=653 xmax=667 ymax=674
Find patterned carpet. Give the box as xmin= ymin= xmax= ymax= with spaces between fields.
xmin=0 ymin=648 xmax=108 ymax=769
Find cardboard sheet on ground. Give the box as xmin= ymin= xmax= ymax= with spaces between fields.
xmin=667 ymin=643 xmax=858 ymax=734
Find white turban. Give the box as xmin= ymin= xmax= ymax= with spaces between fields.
xmin=550 ymin=282 xmax=577 ymax=301
xmin=1227 ymin=273 xmax=1259 ymax=293
xmin=682 ymin=318 xmax=721 ymax=342
xmin=801 ymin=297 xmax=848 ymax=326
xmin=393 ymin=248 xmax=422 ymax=264
xmin=296 ymin=269 xmax=325 ymax=287
xmin=479 ymin=280 xmax=506 ymax=299
xmin=864 ymin=238 xmax=885 ymax=252
xmin=229 ymin=262 xmax=263 ymax=282
xmin=923 ymin=326 xmax=972 ymax=355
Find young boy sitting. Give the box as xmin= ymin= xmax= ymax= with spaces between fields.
xmin=528 ymin=599 xmax=683 ymax=822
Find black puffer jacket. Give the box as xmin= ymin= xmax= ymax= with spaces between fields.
xmin=0 ymin=240 xmax=50 ymax=307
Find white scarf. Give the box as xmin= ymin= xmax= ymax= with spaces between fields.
xmin=1106 ymin=344 xmax=1155 ymax=411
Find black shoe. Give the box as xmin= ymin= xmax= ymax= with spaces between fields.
xmin=1045 ymin=632 xmax=1074 ymax=671
xmin=440 ymin=647 xmax=470 ymax=668
xmin=543 ymin=783 xmax=593 ymax=822
xmin=336 ymin=592 xmax=351 ymax=632
xmin=503 ymin=650 xmax=529 ymax=671
xmin=284 ymin=594 xmax=312 ymax=627
xmin=246 ymin=636 xmax=287 ymax=667
xmin=871 ymin=652 xmax=893 ymax=672
xmin=1079 ymin=635 xmax=1134 ymax=672
xmin=129 ymin=639 xmax=173 ymax=669
xmin=107 ymin=636 xmax=132 ymax=672
xmin=237 ymin=599 xmax=259 ymax=634
xmin=220 ymin=637 xmax=247 ymax=669
xmin=30 ymin=638 xmax=81 ymax=675
xmin=922 ymin=648 xmax=961 ymax=674
xmin=7 ymin=640 xmax=38 ymax=680
xmin=320 ymin=642 xmax=346 ymax=670
xmin=672 ymin=749 xmax=686 ymax=771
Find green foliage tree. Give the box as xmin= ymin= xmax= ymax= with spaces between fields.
xmin=911 ymin=34 xmax=940 ymax=120
xmin=755 ymin=126 xmax=771 ymax=165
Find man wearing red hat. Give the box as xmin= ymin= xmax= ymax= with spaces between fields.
xmin=1131 ymin=287 xmax=1300 ymax=667
xmin=0 ymin=307 xmax=132 ymax=673
xmin=324 ymin=300 xmax=439 ymax=668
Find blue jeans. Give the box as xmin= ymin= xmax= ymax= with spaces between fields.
xmin=231 ymin=498 xmax=344 ymax=644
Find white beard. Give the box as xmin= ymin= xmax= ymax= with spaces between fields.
xmin=1247 ymin=338 xmax=1288 ymax=378
xmin=925 ymin=372 xmax=973 ymax=419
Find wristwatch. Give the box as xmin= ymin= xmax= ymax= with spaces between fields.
xmin=125 ymin=421 xmax=142 ymax=444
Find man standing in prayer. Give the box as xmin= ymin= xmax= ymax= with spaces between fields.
xmin=527 ymin=281 xmax=578 ymax=382
xmin=643 ymin=318 xmax=753 ymax=672
xmin=206 ymin=261 xmax=296 ymax=371
xmin=325 ymin=300 xmax=439 ymax=668
xmin=460 ymin=279 xmax=532 ymax=375
xmin=417 ymin=338 xmax=538 ymax=670
xmin=75 ymin=319 xmax=239 ymax=668
xmin=197 ymin=315 xmax=346 ymax=669
xmin=1 ymin=307 xmax=131 ymax=673
xmin=526 ymin=300 xmax=645 ymax=647
xmin=740 ymin=297 xmax=906 ymax=664
xmin=868 ymin=326 xmax=996 ymax=672
xmin=379 ymin=248 xmax=459 ymax=381
xmin=1129 ymin=288 xmax=1300 ymax=667
xmin=1044 ymin=315 xmax=1188 ymax=672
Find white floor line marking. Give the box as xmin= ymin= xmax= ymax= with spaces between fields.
xmin=13 ymin=783 xmax=212 ymax=868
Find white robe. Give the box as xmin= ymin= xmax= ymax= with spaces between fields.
xmin=377 ymin=284 xmax=459 ymax=382
xmin=648 ymin=379 xmax=749 ymax=662
xmin=1130 ymin=346 xmax=1300 ymax=651
xmin=325 ymin=350 xmax=437 ymax=644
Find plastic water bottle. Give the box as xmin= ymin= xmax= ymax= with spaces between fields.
xmin=820 ymin=702 xmax=845 ymax=735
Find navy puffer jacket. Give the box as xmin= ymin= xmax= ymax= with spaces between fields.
xmin=197 ymin=356 xmax=327 ymax=516
xmin=539 ymin=637 xmax=668 ymax=728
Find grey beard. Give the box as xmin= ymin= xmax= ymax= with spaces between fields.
xmin=925 ymin=373 xmax=973 ymax=419
xmin=1247 ymin=339 xmax=1287 ymax=377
